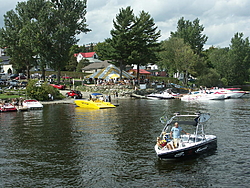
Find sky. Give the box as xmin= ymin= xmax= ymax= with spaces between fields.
xmin=1 ymin=0 xmax=250 ymax=49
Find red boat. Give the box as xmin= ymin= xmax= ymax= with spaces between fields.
xmin=0 ymin=103 xmax=17 ymax=112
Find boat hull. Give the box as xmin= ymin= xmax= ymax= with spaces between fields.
xmin=23 ymin=100 xmax=43 ymax=109
xmin=210 ymin=88 xmax=246 ymax=99
xmin=0 ymin=105 xmax=17 ymax=112
xmin=75 ymin=100 xmax=116 ymax=109
xmin=156 ymin=137 xmax=217 ymax=159
xmin=147 ymin=91 xmax=176 ymax=99
xmin=181 ymin=94 xmax=225 ymax=101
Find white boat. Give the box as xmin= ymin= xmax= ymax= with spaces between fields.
xmin=209 ymin=88 xmax=246 ymax=99
xmin=181 ymin=91 xmax=225 ymax=101
xmin=0 ymin=103 xmax=17 ymax=112
xmin=147 ymin=89 xmax=177 ymax=99
xmin=155 ymin=112 xmax=217 ymax=159
xmin=22 ymin=99 xmax=43 ymax=109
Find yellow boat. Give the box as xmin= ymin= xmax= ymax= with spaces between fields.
xmin=74 ymin=93 xmax=116 ymax=109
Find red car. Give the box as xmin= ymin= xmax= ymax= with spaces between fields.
xmin=50 ymin=84 xmax=66 ymax=90
xmin=66 ymin=90 xmax=82 ymax=99
xmin=62 ymin=76 xmax=72 ymax=79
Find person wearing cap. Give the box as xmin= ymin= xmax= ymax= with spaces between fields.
xmin=170 ymin=122 xmax=189 ymax=148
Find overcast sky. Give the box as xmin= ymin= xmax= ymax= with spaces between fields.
xmin=1 ymin=0 xmax=250 ymax=49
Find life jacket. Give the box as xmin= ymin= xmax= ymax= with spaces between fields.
xmin=159 ymin=140 xmax=167 ymax=147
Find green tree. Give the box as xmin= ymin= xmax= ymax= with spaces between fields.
xmin=196 ymin=68 xmax=222 ymax=87
xmin=94 ymin=41 xmax=116 ymax=61
xmin=129 ymin=10 xmax=161 ymax=79
xmin=227 ymin=32 xmax=250 ymax=85
xmin=159 ymin=37 xmax=201 ymax=85
xmin=76 ymin=59 xmax=90 ymax=72
xmin=106 ymin=6 xmax=160 ymax=79
xmin=0 ymin=0 xmax=90 ymax=82
xmin=65 ymin=55 xmax=78 ymax=71
xmin=31 ymin=0 xmax=56 ymax=80
xmin=46 ymin=0 xmax=90 ymax=82
xmin=0 ymin=1 xmax=40 ymax=77
xmin=170 ymin=17 xmax=208 ymax=55
xmin=207 ymin=47 xmax=230 ymax=84
xmin=107 ymin=6 xmax=135 ymax=77
xmin=208 ymin=33 xmax=250 ymax=85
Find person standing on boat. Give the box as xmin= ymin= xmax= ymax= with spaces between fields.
xmin=170 ymin=122 xmax=189 ymax=148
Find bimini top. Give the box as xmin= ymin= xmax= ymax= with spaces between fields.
xmin=162 ymin=113 xmax=211 ymax=127
xmin=91 ymin=93 xmax=103 ymax=96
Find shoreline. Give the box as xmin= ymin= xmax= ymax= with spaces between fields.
xmin=40 ymin=90 xmax=128 ymax=105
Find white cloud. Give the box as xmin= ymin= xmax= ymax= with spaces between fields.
xmin=1 ymin=0 xmax=250 ymax=49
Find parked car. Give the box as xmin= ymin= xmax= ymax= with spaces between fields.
xmin=50 ymin=84 xmax=66 ymax=90
xmin=8 ymin=80 xmax=20 ymax=86
xmin=0 ymin=79 xmax=6 ymax=85
xmin=20 ymin=81 xmax=28 ymax=87
xmin=66 ymin=90 xmax=82 ymax=99
xmin=62 ymin=76 xmax=72 ymax=79
xmin=9 ymin=74 xmax=19 ymax=79
xmin=49 ymin=74 xmax=57 ymax=78
xmin=15 ymin=75 xmax=27 ymax=80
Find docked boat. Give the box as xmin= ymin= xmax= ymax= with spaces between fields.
xmin=74 ymin=93 xmax=116 ymax=109
xmin=147 ymin=89 xmax=178 ymax=99
xmin=0 ymin=103 xmax=17 ymax=112
xmin=181 ymin=91 xmax=225 ymax=101
xmin=22 ymin=99 xmax=43 ymax=109
xmin=155 ymin=112 xmax=217 ymax=159
xmin=209 ymin=88 xmax=246 ymax=99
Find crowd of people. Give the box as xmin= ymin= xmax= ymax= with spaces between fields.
xmin=0 ymin=97 xmax=24 ymax=108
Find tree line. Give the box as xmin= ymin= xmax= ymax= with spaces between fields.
xmin=0 ymin=0 xmax=90 ymax=82
xmin=0 ymin=1 xmax=249 ymax=86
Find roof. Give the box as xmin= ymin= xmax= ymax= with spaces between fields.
xmin=75 ymin=52 xmax=96 ymax=58
xmin=82 ymin=60 xmax=111 ymax=71
xmin=0 ymin=56 xmax=10 ymax=61
xmin=129 ymin=69 xmax=151 ymax=75
xmin=0 ymin=56 xmax=10 ymax=64
xmin=85 ymin=64 xmax=135 ymax=80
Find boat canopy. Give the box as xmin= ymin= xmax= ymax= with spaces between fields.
xmin=168 ymin=120 xmax=198 ymax=126
xmin=91 ymin=93 xmax=103 ymax=96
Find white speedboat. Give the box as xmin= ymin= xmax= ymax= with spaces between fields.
xmin=155 ymin=112 xmax=217 ymax=159
xmin=22 ymin=99 xmax=43 ymax=109
xmin=181 ymin=91 xmax=225 ymax=101
xmin=147 ymin=89 xmax=177 ymax=99
xmin=209 ymin=88 xmax=246 ymax=99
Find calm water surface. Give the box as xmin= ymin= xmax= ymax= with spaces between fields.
xmin=0 ymin=97 xmax=250 ymax=187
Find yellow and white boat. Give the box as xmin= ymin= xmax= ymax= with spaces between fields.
xmin=74 ymin=93 xmax=116 ymax=109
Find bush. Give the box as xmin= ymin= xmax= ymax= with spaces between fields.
xmin=26 ymin=80 xmax=64 ymax=101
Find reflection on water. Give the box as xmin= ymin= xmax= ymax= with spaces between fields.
xmin=0 ymin=98 xmax=249 ymax=187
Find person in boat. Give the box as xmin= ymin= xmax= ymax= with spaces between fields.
xmin=99 ymin=96 xmax=104 ymax=101
xmin=170 ymin=122 xmax=189 ymax=148
xmin=157 ymin=137 xmax=173 ymax=150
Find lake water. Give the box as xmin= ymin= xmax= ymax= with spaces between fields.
xmin=1 ymin=97 xmax=250 ymax=187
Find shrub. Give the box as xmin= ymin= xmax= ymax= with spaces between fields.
xmin=26 ymin=80 xmax=64 ymax=101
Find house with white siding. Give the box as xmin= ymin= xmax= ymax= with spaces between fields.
xmin=74 ymin=52 xmax=101 ymax=63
